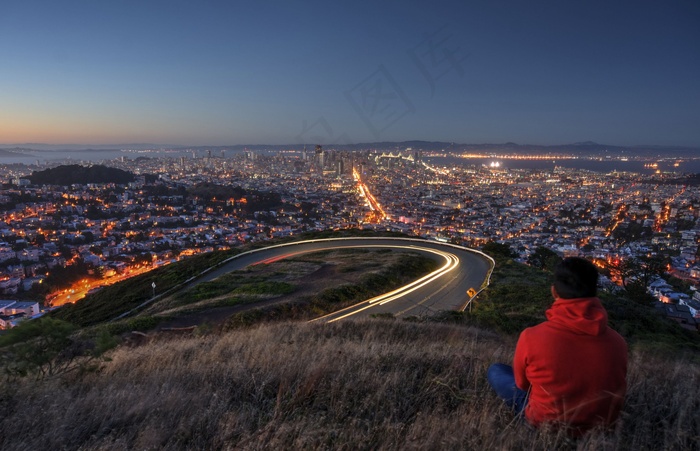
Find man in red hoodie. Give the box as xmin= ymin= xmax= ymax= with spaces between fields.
xmin=487 ymin=257 xmax=628 ymax=435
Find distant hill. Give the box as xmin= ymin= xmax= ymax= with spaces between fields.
xmin=0 ymin=143 xmax=164 ymax=151
xmin=28 ymin=164 xmax=135 ymax=185
xmin=3 ymin=141 xmax=699 ymax=157
xmin=0 ymin=148 xmax=26 ymax=157
xmin=206 ymin=141 xmax=694 ymax=156
xmin=141 ymin=140 xmax=700 ymax=156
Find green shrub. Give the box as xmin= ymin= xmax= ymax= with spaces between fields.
xmin=0 ymin=317 xmax=114 ymax=380
xmin=104 ymin=316 xmax=162 ymax=336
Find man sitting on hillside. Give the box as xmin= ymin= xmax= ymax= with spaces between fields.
xmin=487 ymin=257 xmax=628 ymax=435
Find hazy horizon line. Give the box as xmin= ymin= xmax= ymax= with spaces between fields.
xmin=2 ymin=140 xmax=700 ymax=151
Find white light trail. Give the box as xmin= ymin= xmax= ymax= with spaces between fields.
xmin=308 ymin=245 xmax=460 ymax=323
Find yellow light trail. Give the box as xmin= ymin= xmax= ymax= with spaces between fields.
xmin=353 ymin=167 xmax=387 ymax=222
xmin=309 ymin=245 xmax=460 ymax=323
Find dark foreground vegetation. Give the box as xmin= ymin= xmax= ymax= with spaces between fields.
xmin=28 ymin=164 xmax=135 ymax=185
xmin=1 ymin=320 xmax=698 ymax=450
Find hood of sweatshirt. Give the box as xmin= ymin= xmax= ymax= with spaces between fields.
xmin=545 ymin=297 xmax=608 ymax=336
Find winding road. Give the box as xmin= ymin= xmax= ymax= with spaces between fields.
xmin=191 ymin=237 xmax=494 ymax=323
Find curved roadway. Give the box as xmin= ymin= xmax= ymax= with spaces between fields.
xmin=189 ymin=237 xmax=494 ymax=323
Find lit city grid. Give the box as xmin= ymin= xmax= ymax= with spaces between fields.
xmin=1 ymin=148 xmax=700 ymax=311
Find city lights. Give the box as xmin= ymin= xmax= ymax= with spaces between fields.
xmin=1 ymin=148 xmax=700 ymax=325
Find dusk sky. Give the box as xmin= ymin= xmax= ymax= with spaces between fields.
xmin=1 ymin=0 xmax=699 ymax=147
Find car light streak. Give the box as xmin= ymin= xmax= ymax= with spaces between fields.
xmin=353 ymin=167 xmax=387 ymax=222
xmin=376 ymin=254 xmax=458 ymax=305
xmin=309 ymin=246 xmax=460 ymax=323
xmin=367 ymin=252 xmax=457 ymax=304
xmin=251 ymin=252 xmax=300 ymax=265
xmin=394 ymin=274 xmax=460 ymax=317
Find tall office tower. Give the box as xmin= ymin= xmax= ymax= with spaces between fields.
xmin=315 ymin=145 xmax=324 ymax=170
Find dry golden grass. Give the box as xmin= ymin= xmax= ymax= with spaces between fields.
xmin=1 ymin=319 xmax=698 ymax=450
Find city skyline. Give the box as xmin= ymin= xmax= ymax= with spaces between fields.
xmin=1 ymin=0 xmax=699 ymax=147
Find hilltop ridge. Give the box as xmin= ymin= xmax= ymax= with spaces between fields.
xmin=1 ymin=237 xmax=699 ymax=449
xmin=3 ymin=140 xmax=699 ymax=156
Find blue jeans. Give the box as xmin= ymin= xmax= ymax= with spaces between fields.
xmin=487 ymin=363 xmax=529 ymax=414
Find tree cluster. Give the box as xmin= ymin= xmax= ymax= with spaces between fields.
xmin=29 ymin=165 xmax=135 ymax=185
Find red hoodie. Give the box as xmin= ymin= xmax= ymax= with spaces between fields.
xmin=514 ymin=297 xmax=627 ymax=433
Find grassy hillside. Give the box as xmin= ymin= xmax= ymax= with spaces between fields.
xmin=51 ymin=249 xmax=240 ymax=326
xmin=3 ymin=240 xmax=700 ymax=449
xmin=445 ymin=255 xmax=700 ymax=352
xmin=1 ymin=320 xmax=698 ymax=450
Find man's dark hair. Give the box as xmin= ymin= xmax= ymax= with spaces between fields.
xmin=553 ymin=257 xmax=598 ymax=299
